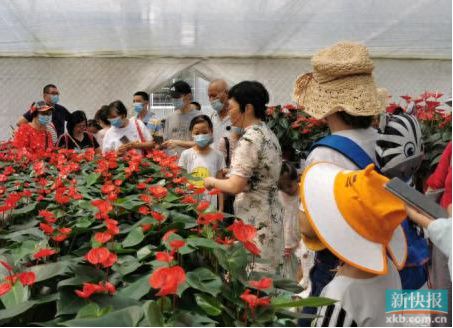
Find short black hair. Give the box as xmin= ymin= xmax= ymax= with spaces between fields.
xmin=43 ymin=84 xmax=57 ymax=94
xmin=191 ymin=101 xmax=201 ymax=110
xmin=228 ymin=81 xmax=269 ymax=121
xmin=67 ymin=110 xmax=87 ymax=136
xmin=337 ymin=112 xmax=373 ymax=129
xmin=95 ymin=105 xmax=110 ymax=126
xmin=134 ymin=91 xmax=149 ymax=102
xmin=87 ymin=119 xmax=102 ymax=131
xmin=280 ymin=161 xmax=298 ymax=180
xmin=169 ymin=81 xmax=192 ymax=97
xmin=189 ymin=115 xmax=213 ymax=131
xmin=108 ymin=100 xmax=128 ymax=118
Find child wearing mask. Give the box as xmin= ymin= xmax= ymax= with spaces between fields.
xmin=278 ymin=161 xmax=305 ymax=282
xmin=179 ymin=115 xmax=225 ymax=211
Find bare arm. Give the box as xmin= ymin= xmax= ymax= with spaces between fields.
xmin=205 ymin=175 xmax=248 ymax=195
xmin=299 ymin=210 xmax=317 ymax=239
xmin=16 ymin=117 xmax=28 ymax=127
xmin=216 ymin=171 xmax=225 ymax=212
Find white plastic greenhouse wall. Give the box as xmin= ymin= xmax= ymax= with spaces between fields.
xmin=0 ymin=0 xmax=451 ymax=141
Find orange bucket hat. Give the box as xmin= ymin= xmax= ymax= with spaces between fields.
xmin=300 ymin=162 xmax=407 ymax=274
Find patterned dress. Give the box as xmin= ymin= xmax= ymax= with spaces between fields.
xmin=230 ymin=122 xmax=284 ymax=273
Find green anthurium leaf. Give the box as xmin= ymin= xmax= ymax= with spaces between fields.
xmin=30 ymin=260 xmax=72 ymax=283
xmin=0 ymin=282 xmax=29 ymax=309
xmin=112 ymin=256 xmax=142 ymax=276
xmin=187 ymin=237 xmax=223 ymax=249
xmin=273 ymin=278 xmax=304 ymax=294
xmin=75 ymin=217 xmax=94 ymax=229
xmin=214 ymin=243 xmax=248 ymax=278
xmin=62 ymin=305 xmax=143 ymax=327
xmin=195 ymin=293 xmax=223 ymax=316
xmin=11 ymin=202 xmax=37 ymax=216
xmin=122 ymin=227 xmax=144 ymax=248
xmin=137 ymin=245 xmax=155 ymax=261
xmin=85 ymin=173 xmax=101 ymax=187
xmin=164 ymin=192 xmax=179 ymax=203
xmin=2 ymin=228 xmax=45 ymax=242
xmin=271 ymin=296 xmax=336 ymax=309
xmin=173 ymin=310 xmax=217 ymax=326
xmin=117 ymin=275 xmax=151 ymax=300
xmin=186 ymin=268 xmax=222 ymax=297
xmin=11 ymin=239 xmax=39 ymax=264
xmin=143 ymin=300 xmax=164 ymax=327
xmin=0 ymin=293 xmax=58 ymax=321
xmin=75 ymin=303 xmax=111 ymax=319
xmin=56 ymin=287 xmax=88 ymax=317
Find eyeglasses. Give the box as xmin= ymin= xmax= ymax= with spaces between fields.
xmin=45 ymin=92 xmax=60 ymax=95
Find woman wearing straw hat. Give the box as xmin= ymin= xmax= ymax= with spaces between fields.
xmin=204 ymin=81 xmax=284 ymax=274
xmin=292 ymin=41 xmax=385 ymax=323
xmin=301 ymin=163 xmax=407 ymax=326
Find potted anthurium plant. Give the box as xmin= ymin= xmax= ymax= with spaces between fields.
xmin=0 ymin=141 xmax=333 ymax=326
xmin=265 ymin=104 xmax=328 ymax=165
xmin=386 ymin=91 xmax=452 ymax=189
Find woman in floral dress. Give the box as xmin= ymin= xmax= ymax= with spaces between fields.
xmin=204 ymin=81 xmax=284 ymax=273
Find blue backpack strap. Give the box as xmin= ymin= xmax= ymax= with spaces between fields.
xmin=310 ymin=135 xmax=377 ymax=170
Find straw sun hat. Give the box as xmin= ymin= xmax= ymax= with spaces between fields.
xmin=300 ymin=162 xmax=408 ymax=274
xmin=293 ymin=42 xmax=384 ymax=119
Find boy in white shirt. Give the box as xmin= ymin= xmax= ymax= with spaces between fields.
xmin=179 ymin=115 xmax=225 ymax=211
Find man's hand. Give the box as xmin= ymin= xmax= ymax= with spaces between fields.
xmin=204 ymin=177 xmax=216 ymax=190
xmin=405 ymin=205 xmax=433 ymax=229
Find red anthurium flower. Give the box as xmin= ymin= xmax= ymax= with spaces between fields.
xmin=249 ymin=277 xmax=273 ymax=290
xmin=228 ymin=220 xmax=256 ymax=242
xmin=18 ymin=272 xmax=36 ymax=286
xmin=140 ymin=194 xmax=153 ymax=203
xmin=94 ymin=232 xmax=112 ymax=244
xmin=169 ymin=240 xmax=186 ymax=252
xmin=149 ymin=266 xmax=186 ymax=296
xmin=85 ymin=247 xmax=110 ymax=266
xmin=55 ymin=188 xmax=71 ymax=205
xmin=5 ymin=275 xmax=18 ymax=284
xmin=101 ymin=183 xmax=116 ymax=195
xmin=244 ymin=241 xmax=261 ymax=256
xmin=141 ymin=223 xmax=153 ymax=232
xmin=0 ymin=282 xmax=12 ymax=296
xmin=75 ymin=282 xmax=104 ymax=299
xmin=215 ymin=236 xmax=235 ymax=245
xmin=59 ymin=227 xmax=72 ymax=235
xmin=106 ymin=223 xmax=120 ymax=236
xmin=91 ymin=199 xmax=113 ymax=219
xmin=162 ymin=229 xmax=177 ymax=242
xmin=138 ymin=206 xmax=150 ymax=215
xmin=196 ymin=201 xmax=210 ymax=212
xmin=136 ymin=182 xmax=147 ymax=190
xmin=433 ymin=92 xmax=444 ymax=99
xmin=52 ymin=234 xmax=69 ymax=242
xmin=155 ymin=251 xmax=174 ymax=263
xmin=39 ymin=223 xmax=54 ymax=235
xmin=114 ymin=180 xmax=123 ymax=186
xmin=181 ymin=196 xmax=197 ymax=204
xmin=38 ymin=210 xmax=57 ymax=223
xmin=208 ymin=188 xmax=221 ymax=196
xmin=425 ymin=101 xmax=441 ymax=111
xmin=101 ymin=281 xmax=116 ymax=295
xmin=240 ymin=289 xmax=271 ymax=310
xmin=33 ymin=248 xmax=57 ymax=260
xmin=33 ymin=161 xmax=45 ymax=176
xmin=102 ymin=252 xmax=118 ymax=268
xmin=149 ymin=186 xmax=168 ymax=199
xmin=0 ymin=260 xmax=13 ymax=272
xmin=193 ymin=187 xmax=206 ymax=195
xmin=174 ymin=188 xmax=185 ymax=195
xmin=151 ymin=211 xmax=165 ymax=223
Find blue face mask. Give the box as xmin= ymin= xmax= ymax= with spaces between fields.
xmin=173 ymin=98 xmax=184 ymax=110
xmin=108 ymin=117 xmax=123 ymax=128
xmin=232 ymin=126 xmax=245 ymax=136
xmin=38 ymin=114 xmax=52 ymax=126
xmin=133 ymin=102 xmax=144 ymax=114
xmin=210 ymin=99 xmax=223 ymax=113
xmin=51 ymin=95 xmax=59 ymax=104
xmin=193 ymin=134 xmax=213 ymax=148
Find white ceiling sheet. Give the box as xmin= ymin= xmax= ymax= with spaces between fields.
xmin=0 ymin=0 xmax=451 ymax=59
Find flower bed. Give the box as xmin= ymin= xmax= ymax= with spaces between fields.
xmin=0 ymin=145 xmax=332 ymax=326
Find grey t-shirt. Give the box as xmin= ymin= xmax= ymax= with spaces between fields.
xmin=163 ymin=109 xmax=200 ymax=156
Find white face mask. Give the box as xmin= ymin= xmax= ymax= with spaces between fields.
xmin=173 ymin=98 xmax=184 ymax=110
xmin=210 ymin=99 xmax=223 ymax=113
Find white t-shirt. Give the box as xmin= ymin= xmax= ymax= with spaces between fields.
xmin=102 ymin=117 xmax=152 ymax=154
xmin=278 ymin=191 xmax=301 ymax=249
xmin=94 ymin=128 xmax=108 ymax=149
xmin=178 ymin=147 xmax=226 ymax=208
xmin=209 ymin=110 xmax=232 ymax=153
xmin=163 ymin=109 xmax=200 ymax=156
xmin=314 ymin=260 xmax=401 ymax=327
xmin=300 ymin=127 xmax=378 ymax=211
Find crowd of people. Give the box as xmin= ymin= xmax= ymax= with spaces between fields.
xmin=10 ymin=41 xmax=452 ymax=326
